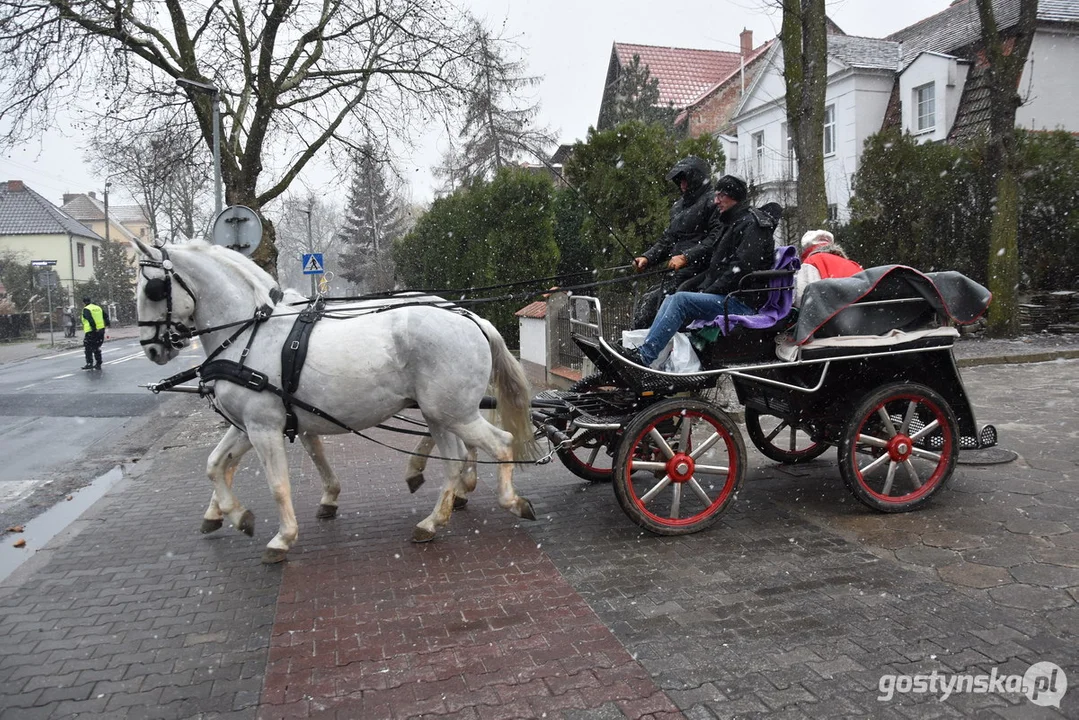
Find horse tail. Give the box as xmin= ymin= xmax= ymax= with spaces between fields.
xmin=474 ymin=317 xmax=541 ymax=462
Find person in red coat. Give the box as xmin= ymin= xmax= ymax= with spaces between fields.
xmin=794 ymin=230 xmax=864 ymax=306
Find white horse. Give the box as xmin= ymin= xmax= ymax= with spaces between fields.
xmin=132 ymin=239 xmax=538 ymax=563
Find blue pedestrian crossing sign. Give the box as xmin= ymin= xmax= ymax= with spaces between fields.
xmin=302 ymin=253 xmax=324 ymax=274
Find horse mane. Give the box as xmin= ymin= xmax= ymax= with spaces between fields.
xmin=180 ymin=241 xmax=280 ymax=307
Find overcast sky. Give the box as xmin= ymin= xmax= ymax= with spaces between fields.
xmin=0 ymin=0 xmax=951 ymax=210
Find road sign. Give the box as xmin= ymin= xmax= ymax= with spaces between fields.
xmin=302 ymin=253 xmax=324 ymax=275
xmin=211 ymin=205 xmax=263 ymax=256
xmin=30 ymin=260 xmax=57 ymax=266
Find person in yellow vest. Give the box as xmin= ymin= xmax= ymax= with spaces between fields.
xmin=81 ymin=296 xmax=109 ymax=370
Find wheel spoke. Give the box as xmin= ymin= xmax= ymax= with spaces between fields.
xmin=639 ymin=475 xmax=672 ymax=503
xmin=910 ymin=446 xmax=942 ymax=462
xmin=876 ymin=407 xmax=898 ymax=437
xmin=669 ymin=484 xmax=682 ymax=518
xmin=860 ymin=452 xmax=891 ymax=475
xmin=909 ymin=419 xmax=941 ymax=443
xmin=585 ymin=444 xmax=601 ymax=466
xmin=693 ymin=463 xmax=731 ymax=475
xmin=688 ymin=477 xmax=713 ymax=506
xmin=631 ymin=460 xmax=668 ymax=473
xmin=765 ymin=420 xmax=789 ymax=443
xmin=881 ymin=460 xmax=898 ymax=495
xmin=858 ymin=434 xmax=890 ymax=449
xmin=647 ymin=428 xmax=675 ymax=459
xmin=902 ymin=459 xmax=923 ymax=488
xmin=900 ymin=400 xmax=918 ymax=435
xmin=690 ymin=431 xmax=721 ymax=460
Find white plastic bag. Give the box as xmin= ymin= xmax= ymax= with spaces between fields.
xmin=620 ymin=330 xmax=701 ymax=373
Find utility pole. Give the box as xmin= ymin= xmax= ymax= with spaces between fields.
xmin=303 ymin=203 xmax=316 ymax=297
xmin=176 ymin=78 xmax=223 ymax=217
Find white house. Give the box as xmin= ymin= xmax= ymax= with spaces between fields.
xmin=725 ymin=0 xmax=1079 ymax=226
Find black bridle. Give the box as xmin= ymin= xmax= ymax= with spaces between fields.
xmin=137 ymin=245 xmax=199 ymax=350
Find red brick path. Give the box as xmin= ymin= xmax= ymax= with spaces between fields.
xmin=259 ymin=511 xmax=683 ymax=719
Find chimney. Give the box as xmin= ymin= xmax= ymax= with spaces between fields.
xmin=7 ymin=180 xmax=24 ymax=192
xmin=740 ymin=28 xmax=753 ymax=57
xmin=88 ymin=191 xmax=97 ymax=199
xmin=63 ymin=193 xmax=78 ymax=205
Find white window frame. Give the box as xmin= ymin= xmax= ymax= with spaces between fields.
xmin=753 ymin=131 xmax=765 ymax=175
xmin=823 ymin=104 xmax=836 ymax=157
xmin=915 ymin=82 xmax=936 ymax=132
xmin=781 ymin=122 xmax=795 ymax=177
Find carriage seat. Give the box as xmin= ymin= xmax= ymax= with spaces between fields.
xmin=688 ymin=246 xmax=799 ymax=367
xmin=776 ymin=326 xmax=960 ymax=362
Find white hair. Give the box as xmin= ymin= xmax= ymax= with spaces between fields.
xmin=800 ymin=230 xmax=835 ymax=248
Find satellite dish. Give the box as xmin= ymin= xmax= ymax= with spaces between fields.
xmin=211 ymin=205 xmax=263 ymax=256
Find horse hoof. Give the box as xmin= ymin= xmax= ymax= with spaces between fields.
xmin=200 ymin=518 xmax=224 ymax=534
xmin=238 ymin=510 xmax=256 ymax=537
xmin=452 ymin=495 xmax=468 ymax=510
xmin=412 ymin=526 xmax=436 ymax=543
xmin=262 ymin=548 xmax=288 ymax=564
xmin=316 ymin=504 xmax=338 ymax=519
xmin=406 ymin=473 xmax=425 ymax=493
xmin=518 ymin=497 xmax=537 ymax=521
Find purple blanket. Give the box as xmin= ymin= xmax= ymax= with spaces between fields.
xmin=688 ymin=246 xmax=799 ymax=334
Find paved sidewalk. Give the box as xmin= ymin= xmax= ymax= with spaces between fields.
xmin=0 ymin=341 xmax=1075 ymax=718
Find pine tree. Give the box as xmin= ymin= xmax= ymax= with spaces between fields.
xmin=449 ymin=25 xmax=556 ymax=183
xmin=337 ymin=145 xmax=405 ymax=293
xmin=598 ymin=55 xmax=677 ymax=131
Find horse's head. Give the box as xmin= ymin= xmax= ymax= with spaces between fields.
xmin=132 ymin=239 xmax=197 ymax=365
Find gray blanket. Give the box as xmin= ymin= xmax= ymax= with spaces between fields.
xmin=794 ymin=265 xmax=992 ymax=345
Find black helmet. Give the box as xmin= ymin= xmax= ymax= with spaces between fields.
xmin=665 ymin=156 xmax=711 ymax=190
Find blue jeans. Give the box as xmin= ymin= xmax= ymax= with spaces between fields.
xmin=637 ymin=292 xmax=756 ymax=366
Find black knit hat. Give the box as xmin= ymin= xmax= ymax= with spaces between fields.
xmin=714 ymin=175 xmax=748 ymax=202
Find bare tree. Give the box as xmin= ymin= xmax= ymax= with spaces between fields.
xmin=272 ymin=191 xmax=341 ymax=294
xmin=0 ymin=0 xmax=489 ymax=272
xmin=86 ymin=119 xmax=211 ymax=243
xmin=780 ymin=0 xmax=829 ymax=236
xmin=977 ymin=0 xmax=1039 ymax=336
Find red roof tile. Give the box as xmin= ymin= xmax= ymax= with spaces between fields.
xmin=515 ymin=301 xmax=547 ymax=319
xmin=614 ymin=43 xmax=748 ymax=108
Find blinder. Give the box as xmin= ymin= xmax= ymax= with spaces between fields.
xmin=138 ymin=246 xmax=196 ymax=350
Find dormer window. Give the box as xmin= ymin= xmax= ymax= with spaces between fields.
xmin=915 ymin=83 xmax=936 ymax=132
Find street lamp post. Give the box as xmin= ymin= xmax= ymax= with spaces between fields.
xmin=176 ymin=77 xmax=223 ymax=217
xmin=301 ymin=204 xmax=317 ymax=298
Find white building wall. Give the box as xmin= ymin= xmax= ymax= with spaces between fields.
xmin=0 ymin=233 xmax=101 ymax=298
xmin=899 ymin=53 xmax=969 ymax=144
xmin=517 ymin=317 xmax=546 ymax=366
xmin=1016 ymin=28 xmax=1079 ymax=132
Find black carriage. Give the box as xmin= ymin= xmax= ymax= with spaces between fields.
xmin=531 ymin=262 xmax=998 ymax=535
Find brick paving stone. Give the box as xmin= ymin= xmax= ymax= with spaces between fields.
xmin=936 ymin=561 xmax=1013 ymax=588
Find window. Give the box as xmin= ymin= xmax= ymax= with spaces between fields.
xmin=77 ymin=243 xmax=85 ymax=267
xmin=92 ymin=246 xmax=100 ymax=267
xmin=823 ymin=104 xmax=836 ymax=156
xmin=915 ymin=83 xmax=935 ymax=132
xmin=753 ymin=131 xmax=765 ymax=175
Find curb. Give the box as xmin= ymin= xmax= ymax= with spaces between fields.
xmin=956 ymin=348 xmax=1079 ymax=367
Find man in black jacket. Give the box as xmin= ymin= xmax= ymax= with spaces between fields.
xmin=630 ymin=156 xmax=718 ymax=328
xmin=624 ymin=175 xmax=775 ymax=367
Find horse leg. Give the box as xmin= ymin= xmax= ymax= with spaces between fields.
xmin=299 ymin=434 xmax=340 ymax=520
xmin=412 ymin=423 xmax=465 ymax=543
xmin=454 ymin=417 xmax=536 ymax=522
xmin=203 ymin=426 xmax=256 ymax=536
xmin=452 ymin=441 xmax=478 ymax=510
xmin=248 ymin=428 xmax=298 ymax=563
xmin=404 ymin=436 xmax=434 ymax=494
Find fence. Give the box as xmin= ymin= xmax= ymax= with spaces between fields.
xmin=547 ymin=289 xmax=636 ymax=374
